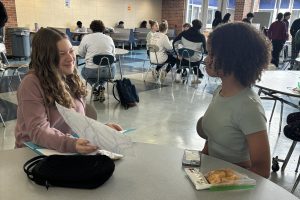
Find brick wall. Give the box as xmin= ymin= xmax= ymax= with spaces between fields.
xmin=162 ymin=0 xmax=186 ymax=35
xmin=234 ymin=0 xmax=254 ymax=21
xmin=1 ymin=0 xmax=18 ymax=55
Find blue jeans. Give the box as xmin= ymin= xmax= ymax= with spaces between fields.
xmin=81 ymin=64 xmax=116 ymax=87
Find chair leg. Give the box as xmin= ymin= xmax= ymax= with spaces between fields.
xmin=292 ymin=173 xmax=300 ymax=193
xmin=295 ymin=155 xmax=300 ymax=173
xmin=143 ymin=64 xmax=152 ymax=82
xmin=0 ymin=112 xmax=5 ymax=127
xmin=281 ymin=141 xmax=297 ymax=172
xmin=279 ymin=101 xmax=284 ymax=134
xmin=269 ymin=100 xmax=277 ymax=124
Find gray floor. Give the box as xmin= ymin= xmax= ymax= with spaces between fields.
xmin=0 ymin=49 xmax=300 ymax=198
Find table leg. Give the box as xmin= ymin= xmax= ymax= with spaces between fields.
xmin=118 ymin=55 xmax=123 ymax=79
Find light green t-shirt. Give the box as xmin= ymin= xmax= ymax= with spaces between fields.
xmin=202 ymin=86 xmax=267 ymax=163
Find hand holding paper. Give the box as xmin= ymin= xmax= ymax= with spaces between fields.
xmin=55 ymin=102 xmax=134 ymax=155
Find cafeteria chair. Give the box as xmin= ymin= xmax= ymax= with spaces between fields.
xmin=143 ymin=44 xmax=167 ymax=82
xmin=66 ymin=28 xmax=80 ymax=46
xmin=175 ymin=48 xmax=203 ymax=86
xmin=0 ymin=52 xmax=28 ymax=90
xmin=84 ymin=54 xmax=115 ymax=102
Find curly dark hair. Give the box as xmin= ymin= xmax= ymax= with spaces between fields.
xmin=208 ymin=22 xmax=272 ymax=87
xmin=90 ymin=20 xmax=105 ymax=32
xmin=30 ymin=28 xmax=87 ymax=108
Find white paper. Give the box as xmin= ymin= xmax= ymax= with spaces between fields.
xmin=55 ymin=102 xmax=134 ymax=155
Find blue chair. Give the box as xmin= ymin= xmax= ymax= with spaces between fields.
xmin=66 ymin=28 xmax=80 ymax=46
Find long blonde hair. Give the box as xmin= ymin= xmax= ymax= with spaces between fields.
xmin=30 ymin=28 xmax=87 ymax=108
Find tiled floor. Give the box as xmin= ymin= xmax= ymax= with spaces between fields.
xmin=0 ymin=49 xmax=300 ymax=198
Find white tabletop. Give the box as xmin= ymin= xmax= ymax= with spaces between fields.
xmin=255 ymin=70 xmax=300 ymax=97
xmin=0 ymin=143 xmax=298 ymax=200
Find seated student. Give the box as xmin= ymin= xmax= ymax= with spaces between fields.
xmin=197 ymin=23 xmax=271 ymax=178
xmin=173 ymin=19 xmax=207 ymax=84
xmin=146 ymin=20 xmax=159 ymax=56
xmin=149 ymin=21 xmax=177 ymax=83
xmin=182 ymin=23 xmax=191 ymax=31
xmin=116 ymin=21 xmax=124 ymax=29
xmin=242 ymin=12 xmax=254 ymax=24
xmin=73 ymin=21 xmax=86 ymax=41
xmin=140 ymin=20 xmax=147 ymax=28
xmin=79 ymin=20 xmax=116 ymax=102
xmin=15 ymin=28 xmax=122 ymax=153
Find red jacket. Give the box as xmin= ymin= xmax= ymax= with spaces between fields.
xmin=268 ymin=21 xmax=288 ymax=41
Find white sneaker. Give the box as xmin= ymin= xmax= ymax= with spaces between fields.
xmin=160 ymin=70 xmax=167 ymax=83
xmin=175 ymin=73 xmax=181 ymax=83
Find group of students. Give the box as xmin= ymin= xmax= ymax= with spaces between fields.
xmin=14 ymin=18 xmax=271 ymax=178
xmin=146 ymin=19 xmax=206 ymax=84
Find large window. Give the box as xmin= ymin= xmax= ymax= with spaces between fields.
xmin=259 ymin=0 xmax=276 ymax=10
xmin=206 ymin=0 xmax=218 ymax=26
xmin=226 ymin=0 xmax=235 ymax=21
xmin=187 ymin=0 xmax=203 ymax=24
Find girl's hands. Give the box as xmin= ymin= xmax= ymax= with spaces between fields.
xmin=75 ymin=138 xmax=98 ymax=154
xmin=106 ymin=123 xmax=123 ymax=131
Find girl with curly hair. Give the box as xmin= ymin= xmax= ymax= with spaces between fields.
xmin=197 ymin=23 xmax=272 ymax=178
xmin=15 ymin=28 xmax=121 ymax=153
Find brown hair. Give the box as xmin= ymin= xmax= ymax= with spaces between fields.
xmin=30 ymin=28 xmax=87 ymax=108
xmin=90 ymin=20 xmax=105 ymax=32
xmin=149 ymin=20 xmax=158 ymax=28
xmin=208 ymin=22 xmax=271 ymax=87
xmin=159 ymin=22 xmax=168 ymax=33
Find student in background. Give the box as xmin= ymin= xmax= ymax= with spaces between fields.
xmin=283 ymin=12 xmax=291 ymax=31
xmin=15 ymin=28 xmax=122 ymax=153
xmin=73 ymin=21 xmax=87 ymax=41
xmin=197 ymin=23 xmax=271 ymax=178
xmin=242 ymin=12 xmax=254 ymax=24
xmin=212 ymin=10 xmax=222 ymax=29
xmin=182 ymin=23 xmax=191 ymax=31
xmin=79 ymin=20 xmax=116 ymax=102
xmin=222 ymin=13 xmax=231 ymax=24
xmin=173 ymin=19 xmax=207 ymax=84
xmin=116 ymin=21 xmax=124 ymax=28
xmin=149 ymin=22 xmax=176 ymax=83
xmin=75 ymin=21 xmax=86 ymax=32
xmin=140 ymin=20 xmax=147 ymax=28
xmin=290 ymin=17 xmax=300 ymax=67
xmin=146 ymin=20 xmax=159 ymax=56
xmin=268 ymin=13 xmax=288 ymax=68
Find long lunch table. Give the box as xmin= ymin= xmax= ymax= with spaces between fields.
xmin=0 ymin=143 xmax=298 ymax=200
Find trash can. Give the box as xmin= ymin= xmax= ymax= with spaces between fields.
xmin=10 ymin=28 xmax=30 ymax=59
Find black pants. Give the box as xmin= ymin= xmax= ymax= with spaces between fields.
xmin=271 ymin=40 xmax=285 ymax=68
xmin=156 ymin=54 xmax=177 ymax=73
xmin=176 ymin=59 xmax=203 ymax=78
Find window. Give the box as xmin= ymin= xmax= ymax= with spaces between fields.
xmin=259 ymin=0 xmax=276 ymax=10
xmin=226 ymin=0 xmax=235 ymax=21
xmin=280 ymin=0 xmax=290 ymax=9
xmin=186 ymin=0 xmax=203 ymax=24
xmin=294 ymin=0 xmax=300 ymax=9
xmin=207 ymin=0 xmax=218 ymax=26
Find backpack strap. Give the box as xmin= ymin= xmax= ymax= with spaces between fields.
xmin=112 ymin=82 xmax=120 ymax=102
xmin=23 ymin=156 xmax=46 ymax=181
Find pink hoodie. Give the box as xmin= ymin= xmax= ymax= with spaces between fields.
xmin=15 ymin=73 xmax=85 ymax=153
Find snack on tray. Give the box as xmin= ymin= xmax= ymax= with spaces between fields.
xmin=206 ymin=169 xmax=239 ymax=184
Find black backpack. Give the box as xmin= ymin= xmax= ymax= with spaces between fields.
xmin=113 ymin=78 xmax=139 ymax=109
xmin=0 ymin=2 xmax=7 ymax=28
xmin=23 ymin=154 xmax=115 ymax=189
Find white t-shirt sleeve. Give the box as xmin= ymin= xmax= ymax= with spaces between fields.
xmin=78 ymin=37 xmax=87 ymax=57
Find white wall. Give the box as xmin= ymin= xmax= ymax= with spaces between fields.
xmin=15 ymin=0 xmax=162 ymax=30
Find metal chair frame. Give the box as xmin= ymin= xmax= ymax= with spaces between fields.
xmin=85 ymin=54 xmax=115 ymax=102
xmin=143 ymin=44 xmax=165 ymax=82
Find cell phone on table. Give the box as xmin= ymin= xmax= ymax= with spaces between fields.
xmin=182 ymin=149 xmax=201 ymax=167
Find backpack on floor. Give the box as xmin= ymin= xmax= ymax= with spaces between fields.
xmin=113 ymin=78 xmax=139 ymax=109
xmin=23 ymin=154 xmax=115 ymax=189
